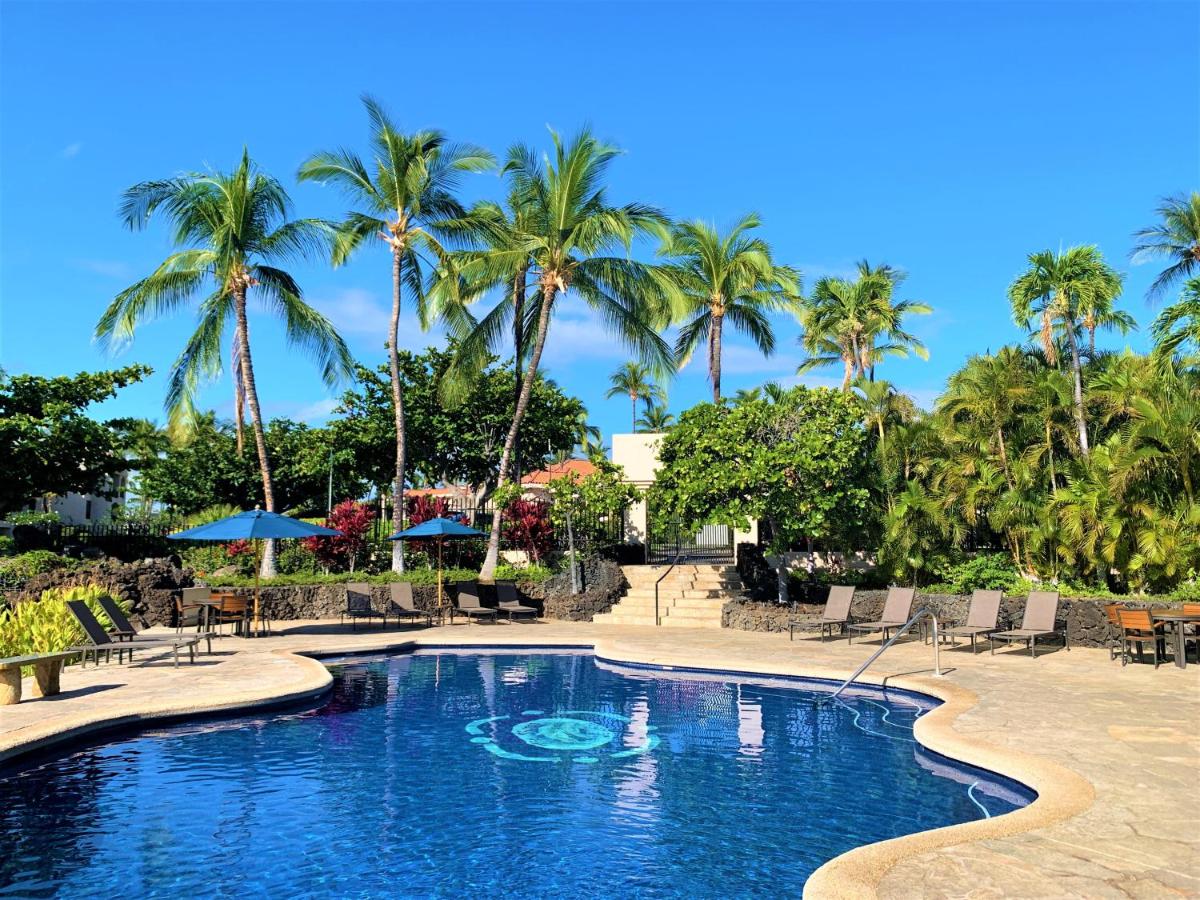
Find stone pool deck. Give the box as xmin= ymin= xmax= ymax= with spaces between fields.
xmin=1 ymin=620 xmax=1197 ymax=899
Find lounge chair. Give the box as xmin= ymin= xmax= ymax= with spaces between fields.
xmin=1115 ymin=608 xmax=1167 ymax=668
xmin=496 ymin=583 xmax=538 ymax=623
xmin=455 ymin=585 xmax=497 ymax=624
xmin=847 ymin=587 xmax=916 ymax=644
xmin=98 ymin=595 xmax=176 ymax=643
xmin=67 ymin=601 xmax=209 ymax=668
xmin=389 ymin=582 xmax=433 ymax=626
xmin=988 ymin=591 xmax=1068 ymax=658
xmin=940 ymin=590 xmax=1002 ymax=654
xmin=342 ymin=583 xmax=388 ymax=630
xmin=788 ymin=585 xmax=854 ymax=641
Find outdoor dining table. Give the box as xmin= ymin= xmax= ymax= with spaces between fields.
xmin=191 ymin=592 xmax=247 ymax=634
xmin=1150 ymin=609 xmax=1200 ymax=670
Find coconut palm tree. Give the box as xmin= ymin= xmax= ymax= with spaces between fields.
xmin=606 ymin=362 xmax=665 ymax=431
xmin=1132 ymin=192 xmax=1200 ymax=301
xmin=1008 ymin=246 xmax=1123 ymax=459
xmin=449 ymin=129 xmax=674 ymax=581
xmin=636 ymin=404 xmax=676 ymax=432
xmin=852 ymin=261 xmax=932 ymax=381
xmin=298 ymin=96 xmax=494 ymax=571
xmin=1152 ymin=277 xmax=1200 ymax=363
xmin=658 ymin=214 xmax=799 ymax=402
xmin=96 ymin=150 xmax=353 ymax=575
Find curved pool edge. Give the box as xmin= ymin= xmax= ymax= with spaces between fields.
xmin=0 ymin=634 xmax=1095 ymax=900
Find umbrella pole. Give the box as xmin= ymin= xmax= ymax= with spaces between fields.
xmin=253 ymin=539 xmax=263 ymax=637
xmin=438 ymin=539 xmax=444 ymax=611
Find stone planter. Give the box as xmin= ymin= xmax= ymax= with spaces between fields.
xmin=30 ymin=658 xmax=62 ymax=698
xmin=0 ymin=664 xmax=21 ymax=705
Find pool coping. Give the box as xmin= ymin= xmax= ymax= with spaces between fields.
xmin=0 ymin=633 xmax=1095 ymax=899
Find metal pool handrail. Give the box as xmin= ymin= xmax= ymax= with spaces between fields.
xmin=829 ymin=607 xmax=942 ymax=701
xmin=654 ymin=550 xmax=684 ymax=626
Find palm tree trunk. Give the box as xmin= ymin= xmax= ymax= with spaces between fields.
xmin=841 ymin=355 xmax=853 ymax=391
xmin=389 ymin=248 xmax=407 ymax=573
xmin=233 ymin=286 xmax=277 ymax=578
xmin=996 ymin=428 xmax=1014 ymax=490
xmin=1046 ymin=421 xmax=1057 ymax=491
xmin=631 ymin=392 xmax=638 ymax=431
xmin=710 ymin=312 xmax=724 ymax=403
xmin=511 ymin=266 xmax=527 ymax=481
xmin=480 ymin=284 xmax=555 ymax=582
xmin=1064 ymin=319 xmax=1090 ymax=458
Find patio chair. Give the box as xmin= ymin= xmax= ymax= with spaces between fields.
xmin=940 ymin=590 xmax=1003 ymax=654
xmin=176 ymin=587 xmax=209 ymax=634
xmin=847 ymin=587 xmax=916 ymax=644
xmin=988 ymin=591 xmax=1068 ymax=658
xmin=389 ymin=582 xmax=433 ymax=627
xmin=455 ymin=585 xmax=498 ymax=624
xmin=788 ymin=585 xmax=855 ymax=641
xmin=496 ymin=582 xmax=538 ymax=623
xmin=1103 ymin=603 xmax=1124 ymax=661
xmin=342 ymin=583 xmax=387 ymax=630
xmin=67 ymin=601 xmax=208 ymax=668
xmin=1116 ymin=608 xmax=1167 ymax=669
xmin=211 ymin=593 xmax=250 ymax=636
xmin=1184 ymin=603 xmax=1200 ymax=664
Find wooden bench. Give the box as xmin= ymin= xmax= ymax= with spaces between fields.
xmin=0 ymin=651 xmax=79 ymax=704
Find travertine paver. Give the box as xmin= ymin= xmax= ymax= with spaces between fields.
xmin=0 ymin=620 xmax=1196 ymax=899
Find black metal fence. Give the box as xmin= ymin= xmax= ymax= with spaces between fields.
xmin=647 ymin=521 xmax=735 ymax=564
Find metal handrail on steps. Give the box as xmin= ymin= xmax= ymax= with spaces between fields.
xmin=828 ymin=607 xmax=942 ymax=701
xmin=653 ymin=551 xmax=685 ymax=626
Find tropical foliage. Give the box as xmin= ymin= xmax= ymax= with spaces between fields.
xmin=606 ymin=362 xmax=665 ymax=431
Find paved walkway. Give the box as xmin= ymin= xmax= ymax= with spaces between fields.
xmin=1 ymin=620 xmax=1197 ymax=899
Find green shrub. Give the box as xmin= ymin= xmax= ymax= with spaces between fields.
xmin=5 ymin=585 xmax=129 ymax=664
xmin=277 ymin=541 xmax=320 ymax=576
xmin=0 ymin=550 xmax=73 ymax=580
xmin=928 ymin=554 xmax=1021 ymax=594
xmin=0 ymin=536 xmax=15 ymax=557
xmin=7 ymin=510 xmax=62 ymax=527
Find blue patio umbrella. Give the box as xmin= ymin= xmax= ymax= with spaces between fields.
xmin=387 ymin=517 xmax=485 ymax=611
xmin=169 ymin=509 xmax=342 ymax=635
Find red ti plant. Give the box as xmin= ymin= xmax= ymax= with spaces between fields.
xmin=501 ymin=498 xmax=555 ymax=563
xmin=302 ymin=500 xmax=375 ymax=573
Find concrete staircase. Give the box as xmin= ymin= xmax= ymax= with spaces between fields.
xmin=592 ymin=564 xmax=744 ymax=628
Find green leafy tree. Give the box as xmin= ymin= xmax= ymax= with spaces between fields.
xmin=299 ymin=96 xmax=494 ymax=571
xmin=0 ymin=366 xmax=151 ymax=516
xmin=658 ymin=214 xmax=800 ymax=402
xmin=1132 ymin=192 xmax=1200 ymax=301
xmin=96 ymin=150 xmax=353 ymax=576
xmin=650 ymin=387 xmax=872 ymax=552
xmin=443 ymin=129 xmax=674 ymax=581
xmin=1008 ymin=245 xmax=1123 ymax=459
xmin=605 ymin=362 xmax=665 ymax=432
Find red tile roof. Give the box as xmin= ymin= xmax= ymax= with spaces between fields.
xmin=521 ymin=459 xmax=597 ymax=485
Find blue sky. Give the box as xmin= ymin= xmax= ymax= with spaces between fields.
xmin=2 ymin=1 xmax=1197 ymax=445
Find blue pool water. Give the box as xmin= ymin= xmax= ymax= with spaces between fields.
xmin=0 ymin=651 xmax=1033 ymax=898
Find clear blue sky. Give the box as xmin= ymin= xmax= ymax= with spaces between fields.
xmin=2 ymin=1 xmax=1197 ymax=445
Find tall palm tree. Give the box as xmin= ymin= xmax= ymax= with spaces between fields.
xmin=298 ymin=96 xmax=494 ymax=571
xmin=449 ymin=129 xmax=674 ymax=581
xmin=96 ymin=150 xmax=353 ymax=575
xmin=636 ymin=404 xmax=676 ymax=432
xmin=658 ymin=214 xmax=799 ymax=402
xmin=1132 ymin=192 xmax=1200 ymax=301
xmin=797 ymin=264 xmax=930 ymax=389
xmin=1008 ymin=245 xmax=1123 ymax=459
xmin=606 ymin=362 xmax=665 ymax=431
xmin=1152 ymin=277 xmax=1200 ymax=363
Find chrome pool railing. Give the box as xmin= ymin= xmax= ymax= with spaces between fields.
xmin=829 ymin=608 xmax=943 ymax=701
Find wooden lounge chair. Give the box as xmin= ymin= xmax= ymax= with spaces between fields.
xmin=389 ymin=582 xmax=433 ymax=626
xmin=1116 ymin=608 xmax=1167 ymax=668
xmin=940 ymin=590 xmax=1002 ymax=654
xmin=68 ymin=601 xmax=209 ymax=668
xmin=847 ymin=587 xmax=916 ymax=644
xmin=342 ymin=583 xmax=388 ymax=630
xmin=455 ymin=585 xmax=497 ymax=624
xmin=788 ymin=585 xmax=855 ymax=641
xmin=496 ymin=583 xmax=538 ymax=623
xmin=988 ymin=591 xmax=1068 ymax=658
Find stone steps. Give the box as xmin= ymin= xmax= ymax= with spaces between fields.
xmin=594 ymin=564 xmax=743 ymax=628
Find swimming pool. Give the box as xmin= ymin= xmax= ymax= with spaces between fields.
xmin=0 ymin=650 xmax=1033 ymax=897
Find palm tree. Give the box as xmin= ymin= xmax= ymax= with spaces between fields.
xmin=96 ymin=150 xmax=353 ymax=575
xmin=1008 ymin=246 xmax=1123 ymax=459
xmin=449 ymin=129 xmax=674 ymax=582
xmin=606 ymin=362 xmax=665 ymax=431
xmin=1152 ymin=277 xmax=1200 ymax=363
xmin=108 ymin=418 xmax=170 ymax=513
xmin=658 ymin=214 xmax=799 ymax=402
xmin=797 ymin=264 xmax=931 ymax=389
xmin=1132 ymin=192 xmax=1200 ymax=301
xmin=298 ymin=96 xmax=494 ymax=571
xmin=636 ymin=404 xmax=676 ymax=432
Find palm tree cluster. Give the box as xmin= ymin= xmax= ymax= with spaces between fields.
xmin=862 ymin=210 xmax=1200 ymax=593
